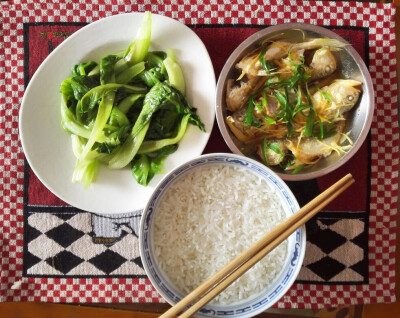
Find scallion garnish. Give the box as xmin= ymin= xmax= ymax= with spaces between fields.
xmin=292 ymin=164 xmax=305 ymax=174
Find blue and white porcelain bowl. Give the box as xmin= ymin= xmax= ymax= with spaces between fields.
xmin=139 ymin=153 xmax=306 ymax=317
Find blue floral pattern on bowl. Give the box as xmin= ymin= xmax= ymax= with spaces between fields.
xmin=139 ymin=153 xmax=306 ymax=317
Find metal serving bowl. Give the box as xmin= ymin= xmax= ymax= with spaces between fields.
xmin=215 ymin=23 xmax=374 ymax=181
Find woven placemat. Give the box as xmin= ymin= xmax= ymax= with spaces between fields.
xmin=0 ymin=0 xmax=398 ymax=309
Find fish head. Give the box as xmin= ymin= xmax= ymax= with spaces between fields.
xmin=327 ymin=79 xmax=362 ymax=108
xmin=310 ymin=48 xmax=337 ymax=80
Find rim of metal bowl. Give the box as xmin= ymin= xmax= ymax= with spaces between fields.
xmin=216 ymin=23 xmax=374 ymax=181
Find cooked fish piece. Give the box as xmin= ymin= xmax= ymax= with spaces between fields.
xmin=255 ymin=120 xmax=348 ymax=169
xmin=257 ymin=139 xmax=288 ymax=166
xmin=272 ymin=49 xmax=307 ymax=79
xmin=312 ymin=79 xmax=362 ymax=121
xmin=253 ymin=89 xmax=280 ymax=118
xmin=249 ymin=47 xmax=337 ymax=83
xmin=225 ymin=75 xmax=262 ymax=112
xmin=285 ymin=120 xmax=347 ymax=168
xmin=225 ymin=116 xmax=265 ymax=143
xmin=286 ymin=137 xmax=332 ymax=165
xmin=226 ymin=108 xmax=288 ymax=144
xmin=236 ymin=38 xmax=345 ymax=77
xmin=309 ymin=48 xmax=337 ymax=81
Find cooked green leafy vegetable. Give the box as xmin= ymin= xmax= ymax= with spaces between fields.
xmin=131 ymin=144 xmax=178 ymax=186
xmin=60 ymin=12 xmax=204 ymax=188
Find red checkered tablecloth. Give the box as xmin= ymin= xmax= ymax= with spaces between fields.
xmin=0 ymin=0 xmax=398 ymax=309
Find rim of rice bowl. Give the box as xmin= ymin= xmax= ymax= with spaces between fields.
xmin=139 ymin=153 xmax=306 ymax=317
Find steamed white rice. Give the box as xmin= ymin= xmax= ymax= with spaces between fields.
xmin=153 ymin=164 xmax=288 ymax=305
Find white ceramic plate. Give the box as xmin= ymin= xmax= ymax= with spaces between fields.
xmin=19 ymin=12 xmax=216 ymax=214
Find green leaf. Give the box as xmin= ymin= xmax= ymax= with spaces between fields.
xmin=138 ymin=114 xmax=190 ymax=154
xmin=116 ymin=61 xmax=145 ymax=84
xmin=258 ymin=45 xmax=274 ymax=74
xmin=131 ymin=144 xmax=178 ymax=186
xmin=274 ymin=90 xmax=287 ymax=109
xmin=146 ymin=51 xmax=167 ymax=69
xmin=318 ymin=88 xmax=332 ymax=103
xmin=139 ymin=67 xmax=165 ymax=87
xmin=117 ymin=93 xmax=145 ymax=114
xmin=107 ymin=82 xmax=173 ymax=169
xmin=293 ymin=103 xmax=311 ymax=117
xmin=312 ymin=121 xmax=337 ymax=140
xmin=107 ymin=122 xmax=150 ymax=169
xmin=304 ymin=108 xmax=315 ymax=137
xmin=79 ymin=91 xmax=115 ymax=160
xmin=131 ymin=154 xmax=150 ymax=186
xmin=164 ymin=54 xmax=186 ymax=94
xmin=100 ymin=54 xmax=120 ymax=85
xmin=96 ymin=125 xmax=132 ymax=154
xmin=77 ymin=83 xmax=147 ymax=117
xmin=109 ymin=107 xmax=130 ymax=127
xmin=124 ymin=11 xmax=152 ymax=65
xmin=245 ymin=95 xmax=255 ymax=126
xmin=60 ymin=97 xmax=92 ymax=139
xmin=61 ymin=76 xmax=100 ymax=105
xmin=279 ymin=153 xmax=296 ymax=169
xmin=286 ymin=121 xmax=294 ymax=137
xmin=148 ymin=144 xmax=178 ymax=176
xmin=72 ymin=158 xmax=100 ymax=189
xmin=292 ymin=164 xmax=305 ymax=174
xmin=262 ymin=138 xmax=270 ymax=165
xmin=264 ymin=116 xmax=276 ymax=124
xmin=71 ymin=61 xmax=98 ymax=77
xmin=267 ymin=142 xmax=284 ymax=155
xmin=145 ymin=103 xmax=180 ymax=140
xmin=108 ymin=82 xmax=204 ymax=169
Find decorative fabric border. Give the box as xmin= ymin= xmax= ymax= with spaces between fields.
xmin=0 ymin=0 xmax=398 ymax=308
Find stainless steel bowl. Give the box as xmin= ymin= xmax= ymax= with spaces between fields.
xmin=216 ymin=23 xmax=374 ymax=181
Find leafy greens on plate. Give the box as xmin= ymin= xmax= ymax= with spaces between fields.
xmin=60 ymin=12 xmax=205 ymax=188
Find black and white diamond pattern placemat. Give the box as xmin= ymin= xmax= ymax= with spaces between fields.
xmin=297 ymin=212 xmax=368 ymax=283
xmin=24 ymin=206 xmax=146 ymax=277
xmin=24 ymin=206 xmax=368 ymax=283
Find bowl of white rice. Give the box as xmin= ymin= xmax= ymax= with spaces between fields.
xmin=139 ymin=153 xmax=306 ymax=317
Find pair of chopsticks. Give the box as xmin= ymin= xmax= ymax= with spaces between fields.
xmin=160 ymin=173 xmax=355 ymax=318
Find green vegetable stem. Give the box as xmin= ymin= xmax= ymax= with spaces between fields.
xmin=60 ymin=11 xmax=205 ymax=188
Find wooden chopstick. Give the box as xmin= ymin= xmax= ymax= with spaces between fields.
xmin=160 ymin=173 xmax=355 ymax=318
xmin=179 ymin=174 xmax=355 ymax=317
